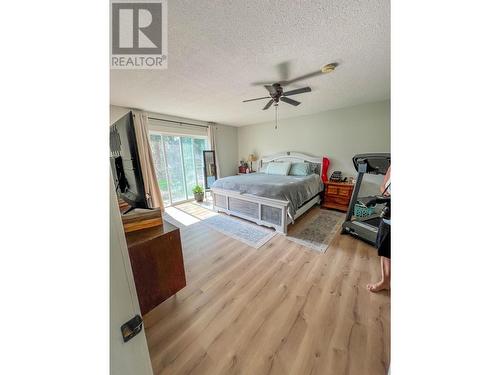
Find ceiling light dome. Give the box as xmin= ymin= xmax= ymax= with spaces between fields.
xmin=321 ymin=63 xmax=337 ymax=73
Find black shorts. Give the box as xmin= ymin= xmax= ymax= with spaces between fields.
xmin=376 ymin=220 xmax=391 ymax=259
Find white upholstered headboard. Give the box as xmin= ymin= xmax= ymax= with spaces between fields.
xmin=258 ymin=152 xmax=323 ymax=175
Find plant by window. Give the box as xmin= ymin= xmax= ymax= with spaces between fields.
xmin=192 ymin=184 xmax=204 ymax=194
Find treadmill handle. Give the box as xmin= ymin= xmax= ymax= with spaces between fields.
xmin=364 ymin=196 xmax=391 ymax=207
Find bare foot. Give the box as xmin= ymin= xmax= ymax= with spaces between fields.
xmin=367 ymin=280 xmax=390 ymax=292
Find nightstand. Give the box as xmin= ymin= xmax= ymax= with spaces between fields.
xmin=322 ymin=181 xmax=354 ymax=212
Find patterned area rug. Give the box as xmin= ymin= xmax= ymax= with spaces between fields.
xmin=286 ymin=209 xmax=345 ymax=253
xmin=200 ymin=214 xmax=277 ymax=249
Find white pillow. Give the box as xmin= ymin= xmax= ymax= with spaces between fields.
xmin=266 ymin=161 xmax=292 ymax=175
xmin=289 ymin=162 xmax=310 ymax=176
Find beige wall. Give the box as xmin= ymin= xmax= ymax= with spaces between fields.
xmin=237 ymin=100 xmax=390 ymax=196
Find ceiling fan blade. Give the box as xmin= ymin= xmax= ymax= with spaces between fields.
xmin=283 ymin=87 xmax=311 ymax=96
xmin=251 ymin=81 xmax=275 ymax=86
xmin=252 ymin=81 xmax=290 ymax=86
xmin=243 ymin=96 xmax=270 ymax=103
xmin=284 ymin=63 xmax=338 ymax=85
xmin=280 ymin=96 xmax=300 ymax=106
xmin=264 ymin=85 xmax=277 ymax=95
xmin=263 ymin=99 xmax=274 ymax=110
xmin=285 ymin=70 xmax=323 ymax=85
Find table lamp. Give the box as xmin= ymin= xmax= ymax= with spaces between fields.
xmin=248 ymin=154 xmax=257 ymax=172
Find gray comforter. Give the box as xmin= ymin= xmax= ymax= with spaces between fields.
xmin=212 ymin=173 xmax=324 ymax=217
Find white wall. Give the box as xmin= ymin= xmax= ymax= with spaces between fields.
xmin=110 ymin=105 xmax=131 ymax=125
xmin=237 ymin=100 xmax=390 ymax=196
xmin=214 ymin=124 xmax=238 ymax=178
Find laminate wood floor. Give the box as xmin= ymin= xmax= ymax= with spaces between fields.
xmin=143 ymin=203 xmax=390 ymax=375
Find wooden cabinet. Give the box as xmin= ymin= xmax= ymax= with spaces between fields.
xmin=322 ymin=181 xmax=354 ymax=212
xmin=125 ymin=220 xmax=186 ymax=315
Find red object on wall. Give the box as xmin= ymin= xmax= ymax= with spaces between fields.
xmin=321 ymin=157 xmax=330 ymax=182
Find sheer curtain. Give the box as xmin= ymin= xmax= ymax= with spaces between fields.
xmin=131 ymin=110 xmax=164 ymax=212
xmin=207 ymin=122 xmax=220 ymax=178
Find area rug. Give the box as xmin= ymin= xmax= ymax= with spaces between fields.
xmin=286 ymin=209 xmax=344 ymax=253
xmin=200 ymin=213 xmax=277 ymax=249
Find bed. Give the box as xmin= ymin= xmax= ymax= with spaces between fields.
xmin=211 ymin=152 xmax=324 ymax=234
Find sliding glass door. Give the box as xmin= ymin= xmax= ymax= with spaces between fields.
xmin=149 ymin=133 xmax=208 ymax=206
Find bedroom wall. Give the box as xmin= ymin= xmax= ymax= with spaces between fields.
xmin=109 ymin=105 xmax=238 ymax=178
xmin=237 ymin=100 xmax=390 ymax=196
xmin=213 ymin=124 xmax=238 ymax=178
xmin=110 ymin=105 xmax=131 ymax=125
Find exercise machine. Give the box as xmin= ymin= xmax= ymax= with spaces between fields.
xmin=341 ymin=153 xmax=391 ymax=245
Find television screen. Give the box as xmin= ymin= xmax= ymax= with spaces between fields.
xmin=110 ymin=112 xmax=148 ymax=211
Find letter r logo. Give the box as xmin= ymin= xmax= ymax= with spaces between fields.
xmin=112 ymin=3 xmax=162 ymax=55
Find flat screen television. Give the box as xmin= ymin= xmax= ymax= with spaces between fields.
xmin=110 ymin=112 xmax=148 ymax=213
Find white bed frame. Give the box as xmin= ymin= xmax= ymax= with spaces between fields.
xmin=212 ymin=152 xmax=323 ymax=234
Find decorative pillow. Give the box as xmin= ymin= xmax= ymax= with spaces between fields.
xmin=306 ymin=162 xmax=321 ymax=175
xmin=289 ymin=162 xmax=310 ymax=176
xmin=266 ymin=161 xmax=292 ymax=176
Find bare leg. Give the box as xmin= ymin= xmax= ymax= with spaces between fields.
xmin=367 ymin=256 xmax=390 ymax=292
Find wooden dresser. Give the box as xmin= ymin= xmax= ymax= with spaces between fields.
xmin=322 ymin=181 xmax=354 ymax=212
xmin=125 ymin=220 xmax=186 ymax=315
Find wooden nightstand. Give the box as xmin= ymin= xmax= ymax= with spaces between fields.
xmin=322 ymin=181 xmax=354 ymax=212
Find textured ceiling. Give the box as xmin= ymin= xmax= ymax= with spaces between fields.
xmin=110 ymin=0 xmax=390 ymax=126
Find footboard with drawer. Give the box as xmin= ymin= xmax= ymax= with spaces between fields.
xmin=212 ymin=188 xmax=289 ymax=234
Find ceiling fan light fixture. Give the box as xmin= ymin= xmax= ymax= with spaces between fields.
xmin=321 ymin=63 xmax=337 ymax=73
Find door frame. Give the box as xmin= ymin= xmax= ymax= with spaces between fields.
xmin=110 ymin=172 xmax=153 ymax=375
